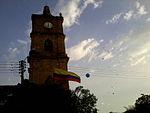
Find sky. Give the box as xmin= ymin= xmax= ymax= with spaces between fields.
xmin=1 ymin=0 xmax=150 ymax=113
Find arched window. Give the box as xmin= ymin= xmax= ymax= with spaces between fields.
xmin=44 ymin=39 xmax=53 ymax=51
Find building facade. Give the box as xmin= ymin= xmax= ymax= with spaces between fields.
xmin=28 ymin=6 xmax=69 ymax=87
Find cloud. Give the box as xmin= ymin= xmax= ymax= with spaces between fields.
xmin=98 ymin=52 xmax=113 ymax=60
xmin=3 ymin=39 xmax=30 ymax=61
xmin=95 ymin=27 xmax=150 ymax=68
xmin=67 ymin=38 xmax=102 ymax=61
xmin=84 ymin=0 xmax=103 ymax=8
xmin=8 ymin=47 xmax=20 ymax=56
xmin=136 ymin=1 xmax=140 ymax=9
xmin=136 ymin=2 xmax=148 ymax=15
xmin=56 ymin=0 xmax=103 ymax=28
xmin=67 ymin=37 xmax=115 ymax=62
xmin=113 ymin=28 xmax=150 ymax=66
xmin=130 ymin=56 xmax=147 ymax=66
xmin=26 ymin=21 xmax=32 ymax=37
xmin=106 ymin=1 xmax=148 ymax=24
xmin=3 ymin=46 xmax=20 ymax=62
xmin=130 ymin=47 xmax=150 ymax=58
xmin=106 ymin=13 xmax=122 ymax=24
xmin=17 ymin=39 xmax=28 ymax=45
xmin=146 ymin=18 xmax=150 ymax=22
xmin=65 ymin=36 xmax=70 ymax=43
xmin=123 ymin=10 xmax=134 ymax=21
xmin=128 ymin=40 xmax=150 ymax=66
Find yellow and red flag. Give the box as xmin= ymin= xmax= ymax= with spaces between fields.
xmin=53 ymin=68 xmax=81 ymax=83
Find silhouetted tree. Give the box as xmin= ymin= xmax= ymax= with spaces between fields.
xmin=124 ymin=105 xmax=136 ymax=113
xmin=124 ymin=94 xmax=150 ymax=113
xmin=70 ymin=86 xmax=98 ymax=113
xmin=135 ymin=94 xmax=150 ymax=113
xmin=0 ymin=79 xmax=98 ymax=113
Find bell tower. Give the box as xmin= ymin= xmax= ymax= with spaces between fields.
xmin=28 ymin=6 xmax=69 ymax=86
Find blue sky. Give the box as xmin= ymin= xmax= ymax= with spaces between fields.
xmin=1 ymin=0 xmax=150 ymax=113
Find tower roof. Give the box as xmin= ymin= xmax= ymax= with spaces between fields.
xmin=43 ymin=6 xmax=52 ymax=16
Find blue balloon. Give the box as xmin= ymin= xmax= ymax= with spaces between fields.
xmin=85 ymin=73 xmax=90 ymax=78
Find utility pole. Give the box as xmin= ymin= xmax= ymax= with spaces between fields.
xmin=19 ymin=60 xmax=26 ymax=84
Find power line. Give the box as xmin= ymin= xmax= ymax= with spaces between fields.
xmin=0 ymin=61 xmax=149 ymax=80
xmin=69 ymin=65 xmax=150 ymax=75
xmin=68 ymin=65 xmax=150 ymax=79
xmin=0 ymin=60 xmax=27 ymax=83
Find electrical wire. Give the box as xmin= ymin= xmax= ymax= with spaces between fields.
xmin=0 ymin=61 xmax=149 ymax=80
xmin=0 ymin=62 xmax=22 ymax=74
xmin=68 ymin=65 xmax=150 ymax=79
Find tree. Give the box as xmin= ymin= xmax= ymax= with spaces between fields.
xmin=124 ymin=105 xmax=136 ymax=113
xmin=0 ymin=79 xmax=98 ymax=113
xmin=135 ymin=94 xmax=150 ymax=113
xmin=124 ymin=94 xmax=150 ymax=113
xmin=70 ymin=86 xmax=98 ymax=113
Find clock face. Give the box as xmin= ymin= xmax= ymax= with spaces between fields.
xmin=44 ymin=22 xmax=53 ymax=28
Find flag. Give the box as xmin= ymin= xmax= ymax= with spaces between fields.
xmin=53 ymin=68 xmax=81 ymax=83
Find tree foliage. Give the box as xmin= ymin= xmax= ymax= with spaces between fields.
xmin=70 ymin=86 xmax=98 ymax=113
xmin=0 ymin=79 xmax=98 ymax=113
xmin=124 ymin=94 xmax=150 ymax=113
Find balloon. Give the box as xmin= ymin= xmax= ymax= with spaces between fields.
xmin=85 ymin=73 xmax=90 ymax=78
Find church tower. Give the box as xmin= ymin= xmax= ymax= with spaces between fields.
xmin=28 ymin=6 xmax=69 ymax=86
